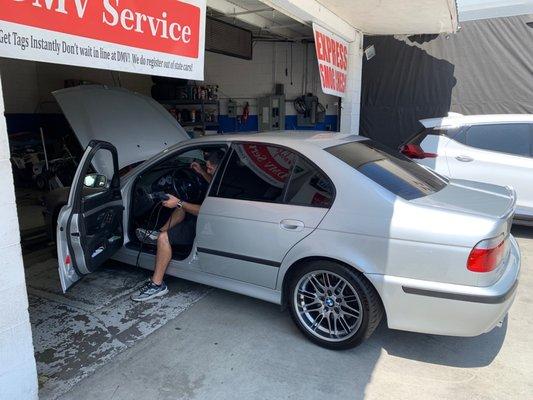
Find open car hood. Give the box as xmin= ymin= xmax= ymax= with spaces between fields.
xmin=53 ymin=85 xmax=190 ymax=171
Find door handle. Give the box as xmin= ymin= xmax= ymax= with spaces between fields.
xmin=456 ymin=155 xmax=474 ymax=162
xmin=280 ymin=219 xmax=305 ymax=231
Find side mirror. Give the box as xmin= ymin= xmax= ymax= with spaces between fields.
xmin=84 ymin=173 xmax=107 ymax=188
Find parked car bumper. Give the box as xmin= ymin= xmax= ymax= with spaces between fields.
xmin=366 ymin=235 xmax=520 ymax=337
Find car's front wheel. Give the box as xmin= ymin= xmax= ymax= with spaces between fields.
xmin=288 ymin=260 xmax=383 ymax=350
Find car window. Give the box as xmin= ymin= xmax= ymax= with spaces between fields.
xmin=463 ymin=124 xmax=532 ymax=157
xmin=284 ymin=157 xmax=334 ymax=208
xmin=151 ymin=147 xmax=215 ymax=174
xmin=404 ymin=127 xmax=462 ymax=146
xmin=176 ymin=148 xmax=206 ymax=162
xmin=327 ymin=140 xmax=447 ymax=200
xmin=118 ymin=161 xmax=144 ymax=177
xmin=215 ymin=143 xmax=295 ymax=202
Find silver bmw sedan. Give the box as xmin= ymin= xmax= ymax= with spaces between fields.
xmin=54 ymin=86 xmax=520 ymax=349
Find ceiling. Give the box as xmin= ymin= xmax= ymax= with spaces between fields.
xmin=207 ymin=0 xmax=313 ymax=40
xmin=316 ymin=0 xmax=459 ymax=35
xmin=207 ymin=0 xmax=459 ymax=40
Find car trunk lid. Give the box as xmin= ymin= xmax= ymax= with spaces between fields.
xmin=411 ymin=179 xmax=516 ymax=221
xmin=412 ymin=179 xmax=516 ymax=287
xmin=53 ymin=85 xmax=190 ymax=172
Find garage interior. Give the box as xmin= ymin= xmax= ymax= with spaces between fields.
xmin=1 ymin=3 xmax=343 ymax=398
xmin=1 ymin=1 xmax=532 ymax=400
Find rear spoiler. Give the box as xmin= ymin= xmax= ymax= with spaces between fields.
xmin=502 ymin=186 xmax=517 ymax=221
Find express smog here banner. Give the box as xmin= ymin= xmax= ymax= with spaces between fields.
xmin=312 ymin=23 xmax=348 ymax=98
xmin=0 ymin=0 xmax=206 ymax=79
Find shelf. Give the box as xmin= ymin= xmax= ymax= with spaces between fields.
xmin=180 ymin=121 xmax=219 ymax=126
xmin=178 ymin=122 xmax=220 ymax=130
xmin=161 ymin=99 xmax=218 ymax=106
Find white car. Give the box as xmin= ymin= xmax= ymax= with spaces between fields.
xmin=400 ymin=114 xmax=533 ymax=226
xmin=54 ymin=88 xmax=520 ymax=349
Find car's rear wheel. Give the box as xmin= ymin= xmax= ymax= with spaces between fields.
xmin=288 ymin=260 xmax=383 ymax=350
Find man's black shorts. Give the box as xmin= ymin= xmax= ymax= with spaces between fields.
xmin=167 ymin=214 xmax=197 ymax=246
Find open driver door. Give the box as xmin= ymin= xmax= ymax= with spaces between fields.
xmin=56 ymin=140 xmax=124 ymax=292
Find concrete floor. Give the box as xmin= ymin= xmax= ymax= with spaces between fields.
xmin=50 ymin=226 xmax=532 ymax=400
xmin=24 ymin=247 xmax=209 ymax=400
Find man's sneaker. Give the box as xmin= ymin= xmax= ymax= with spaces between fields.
xmin=131 ymin=280 xmax=168 ymax=302
xmin=136 ymin=228 xmax=159 ymax=245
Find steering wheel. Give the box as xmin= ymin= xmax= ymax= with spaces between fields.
xmin=171 ymin=167 xmax=208 ymax=204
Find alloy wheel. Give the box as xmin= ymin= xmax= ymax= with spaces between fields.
xmin=293 ymin=270 xmax=363 ymax=342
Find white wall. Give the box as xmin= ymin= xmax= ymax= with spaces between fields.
xmin=0 ymin=58 xmax=152 ymax=114
xmin=339 ymin=32 xmax=363 ymax=135
xmin=0 ymin=41 xmax=341 ymax=118
xmin=204 ymin=41 xmax=339 ymax=116
xmin=0 ymin=73 xmax=39 ymax=399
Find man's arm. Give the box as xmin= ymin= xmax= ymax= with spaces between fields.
xmin=191 ymin=162 xmax=211 ymax=183
xmin=182 ymin=201 xmax=201 ymax=216
xmin=162 ymin=194 xmax=201 ymax=216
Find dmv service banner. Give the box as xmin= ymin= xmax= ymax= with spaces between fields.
xmin=0 ymin=0 xmax=206 ymax=80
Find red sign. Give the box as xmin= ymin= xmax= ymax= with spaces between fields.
xmin=237 ymin=144 xmax=293 ymax=187
xmin=313 ymin=23 xmax=349 ymax=97
xmin=0 ymin=0 xmax=206 ymax=79
xmin=236 ymin=142 xmax=333 ymax=206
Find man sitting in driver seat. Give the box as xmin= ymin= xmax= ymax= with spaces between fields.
xmin=132 ymin=150 xmax=224 ymax=301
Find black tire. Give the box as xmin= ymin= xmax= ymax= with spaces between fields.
xmin=287 ymin=260 xmax=383 ymax=350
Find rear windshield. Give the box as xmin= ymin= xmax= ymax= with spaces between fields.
xmin=327 ymin=140 xmax=447 ymax=200
xmin=404 ymin=127 xmax=462 ymax=146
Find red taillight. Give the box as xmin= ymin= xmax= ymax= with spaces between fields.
xmin=65 ymin=254 xmax=71 ymax=266
xmin=467 ymin=236 xmax=507 ymax=273
xmin=400 ymin=144 xmax=437 ymax=159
